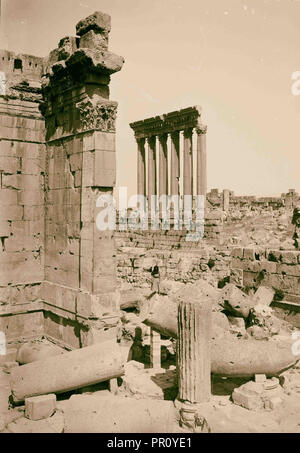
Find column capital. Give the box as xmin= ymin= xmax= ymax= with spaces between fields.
xmin=136 ymin=137 xmax=146 ymax=146
xmin=147 ymin=135 xmax=156 ymax=145
xmin=170 ymin=130 xmax=180 ymax=140
xmin=183 ymin=127 xmax=193 ymax=138
xmin=158 ymin=132 xmax=168 ymax=143
xmin=195 ymin=124 xmax=207 ymax=135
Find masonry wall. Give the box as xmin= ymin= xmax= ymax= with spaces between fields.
xmin=230 ymin=247 xmax=300 ymax=305
xmin=115 ymin=211 xmax=231 ymax=288
xmin=0 ymin=50 xmax=45 ymax=341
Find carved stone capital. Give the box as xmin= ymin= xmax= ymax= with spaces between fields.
xmin=136 ymin=137 xmax=146 ymax=147
xmin=195 ymin=124 xmax=207 ymax=135
xmin=76 ymin=99 xmax=117 ymax=131
xmin=170 ymin=130 xmax=180 ymax=141
xmin=147 ymin=135 xmax=156 ymax=147
xmin=158 ymin=133 xmax=168 ymax=144
xmin=183 ymin=128 xmax=193 ymax=138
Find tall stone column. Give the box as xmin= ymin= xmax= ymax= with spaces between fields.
xmin=170 ymin=131 xmax=180 ymax=196
xmin=183 ymin=128 xmax=193 ymax=196
xmin=137 ymin=138 xmax=146 ymax=197
xmin=147 ymin=135 xmax=157 ymax=202
xmin=158 ymin=133 xmax=168 ymax=197
xmin=177 ymin=299 xmax=211 ymax=404
xmin=196 ymin=125 xmax=207 ymax=198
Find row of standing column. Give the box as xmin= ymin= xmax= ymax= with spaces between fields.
xmin=136 ymin=127 xmax=207 ymax=201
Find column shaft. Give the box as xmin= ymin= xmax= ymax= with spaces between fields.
xmin=196 ymin=126 xmax=207 ymax=197
xmin=137 ymin=138 xmax=146 ymax=197
xmin=158 ymin=134 xmax=168 ymax=197
xmin=148 ymin=136 xmax=157 ymax=199
xmin=170 ymin=131 xmax=180 ymax=196
xmin=183 ymin=129 xmax=193 ymax=196
xmin=177 ymin=299 xmax=211 ymax=404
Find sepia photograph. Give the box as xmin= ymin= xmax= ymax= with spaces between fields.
xmin=0 ymin=0 xmax=299 ymax=437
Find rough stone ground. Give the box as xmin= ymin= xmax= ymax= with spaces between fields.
xmin=0 ymin=336 xmax=299 ymax=433
xmin=0 ymin=279 xmax=299 ymax=433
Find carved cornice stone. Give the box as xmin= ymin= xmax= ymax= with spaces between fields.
xmin=130 ymin=105 xmax=202 ymax=139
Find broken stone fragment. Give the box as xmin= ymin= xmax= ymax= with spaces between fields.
xmin=25 ymin=394 xmax=56 ymax=421
xmin=227 ymin=316 xmax=246 ymax=336
xmin=171 ymin=279 xmax=221 ymax=311
xmin=253 ymin=286 xmax=275 ymax=307
xmin=232 ymin=381 xmax=265 ymax=410
xmin=76 ymin=11 xmax=111 ymax=36
xmin=57 ymin=36 xmax=77 ymax=60
xmin=265 ymin=396 xmax=283 ymax=410
xmin=65 ymin=48 xmax=124 ymax=75
xmin=79 ymin=30 xmax=108 ymax=51
xmin=247 ymin=304 xmax=281 ymax=339
xmin=219 ymin=284 xmax=255 ymax=318
xmin=119 ymin=287 xmax=148 ymax=310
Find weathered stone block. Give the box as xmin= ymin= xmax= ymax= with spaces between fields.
xmin=76 ymin=11 xmax=111 ymax=36
xmin=265 ymin=396 xmax=283 ymax=410
xmin=230 ymin=268 xmax=243 ymax=286
xmin=58 ymin=36 xmax=77 ymax=61
xmin=0 ymin=189 xmax=18 ymax=206
xmin=79 ymin=30 xmax=108 ymax=50
xmin=243 ymin=248 xmax=256 ymax=260
xmin=281 ymin=251 xmax=299 ymax=265
xmin=253 ymin=286 xmax=275 ymax=306
xmin=25 ymin=394 xmax=56 ymax=421
xmin=278 ymin=264 xmax=300 ymax=277
xmin=94 ymin=131 xmax=115 ymax=151
xmin=232 ymin=382 xmax=264 ymax=411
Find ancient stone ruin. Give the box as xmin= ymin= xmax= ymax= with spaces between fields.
xmin=0 ymin=10 xmax=300 ymax=434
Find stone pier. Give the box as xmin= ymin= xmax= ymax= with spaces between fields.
xmin=0 ymin=11 xmax=125 ymax=349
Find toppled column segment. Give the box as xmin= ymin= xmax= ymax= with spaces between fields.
xmin=10 ymin=342 xmax=124 ymax=403
xmin=141 ymin=282 xmax=299 ymax=377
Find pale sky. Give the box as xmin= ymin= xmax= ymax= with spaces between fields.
xmin=1 ymin=0 xmax=299 ymax=197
